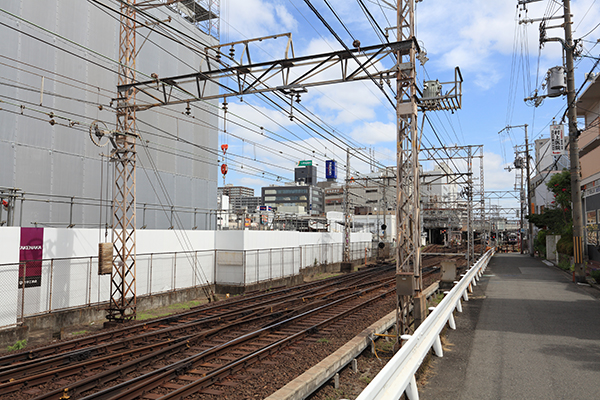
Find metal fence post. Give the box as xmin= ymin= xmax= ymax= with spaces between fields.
xmin=243 ymin=250 xmax=246 ymax=286
xmin=173 ymin=252 xmax=177 ymax=291
xmin=149 ymin=253 xmax=153 ymax=295
xmin=88 ymin=257 xmax=93 ymax=306
xmin=194 ymin=251 xmax=198 ymax=288
xmin=20 ymin=262 xmax=26 ymax=323
xmin=214 ymin=249 xmax=217 ymax=287
xmin=48 ymin=259 xmax=54 ymax=312
xmin=269 ymin=248 xmax=272 ymax=281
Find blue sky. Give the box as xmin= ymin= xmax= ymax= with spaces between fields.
xmin=215 ymin=0 xmax=600 ymax=216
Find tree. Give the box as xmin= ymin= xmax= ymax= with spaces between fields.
xmin=528 ymin=169 xmax=571 ymax=233
xmin=527 ymin=169 xmax=573 ymax=255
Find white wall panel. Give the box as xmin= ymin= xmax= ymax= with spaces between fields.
xmin=0 ymin=228 xmax=20 ymax=327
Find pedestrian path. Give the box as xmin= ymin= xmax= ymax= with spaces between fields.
xmin=420 ymin=253 xmax=600 ymax=400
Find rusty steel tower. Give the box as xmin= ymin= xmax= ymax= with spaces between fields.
xmin=395 ymin=0 xmax=421 ymax=335
xmin=107 ymin=0 xmax=138 ymax=322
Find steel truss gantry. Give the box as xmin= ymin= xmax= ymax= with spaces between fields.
xmin=419 ymin=145 xmax=484 ymax=265
xmin=118 ymin=39 xmax=414 ymax=111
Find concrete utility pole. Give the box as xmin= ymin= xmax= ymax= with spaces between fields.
xmin=519 ymin=0 xmax=585 ymax=276
xmin=499 ymin=124 xmax=532 ymax=256
xmin=563 ymin=0 xmax=585 ymax=280
xmin=524 ymin=125 xmax=533 ymax=257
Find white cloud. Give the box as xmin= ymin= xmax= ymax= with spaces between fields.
xmin=349 ymin=121 xmax=396 ymax=145
xmin=221 ymin=0 xmax=297 ymax=40
xmin=225 ymin=101 xmax=295 ymax=143
xmin=483 ymin=151 xmax=515 ymax=190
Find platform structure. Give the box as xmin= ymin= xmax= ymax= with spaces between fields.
xmin=420 ymin=253 xmax=600 ymax=400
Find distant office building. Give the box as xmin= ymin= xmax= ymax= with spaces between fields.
xmin=218 ymin=185 xmax=254 ymax=199
xmin=318 ymin=167 xmax=396 ymax=214
xmin=231 ymin=196 xmax=262 ymax=212
xmin=262 ymin=184 xmax=324 ymax=215
xmin=295 ymin=164 xmax=317 ymax=185
xmin=531 ymin=133 xmax=570 ymax=214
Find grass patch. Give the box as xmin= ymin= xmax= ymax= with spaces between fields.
xmin=558 ymin=257 xmax=572 ymax=271
xmin=317 ymin=337 xmax=330 ymax=344
xmin=428 ymin=292 xmax=445 ymax=308
xmin=134 ymin=298 xmax=210 ymax=321
xmin=377 ymin=338 xmax=396 ymax=353
xmin=136 ymin=311 xmax=171 ymax=321
xmin=70 ymin=330 xmax=88 ymax=336
xmin=359 ymin=376 xmax=372 ymax=385
xmin=167 ymin=299 xmax=203 ymax=310
xmin=6 ymin=339 xmax=27 ymax=352
xmin=324 ymin=389 xmax=348 ymax=400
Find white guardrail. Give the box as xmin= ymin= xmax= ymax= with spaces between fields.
xmin=356 ymin=248 xmax=495 ymax=400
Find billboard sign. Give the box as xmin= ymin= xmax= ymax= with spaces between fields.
xmin=298 ymin=160 xmax=312 ymax=166
xmin=19 ymin=227 xmax=44 ymax=288
xmin=326 ymin=160 xmax=337 ymax=180
xmin=550 ymin=124 xmax=565 ymax=155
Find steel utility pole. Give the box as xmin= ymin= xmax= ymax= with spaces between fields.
xmin=108 ymin=0 xmax=138 ymax=322
xmin=396 ymin=0 xmax=421 ymax=335
xmin=343 ymin=148 xmax=352 ymax=263
xmin=563 ymin=0 xmax=585 ymax=280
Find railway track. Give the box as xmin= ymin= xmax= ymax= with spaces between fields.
xmin=1 ymin=261 xmax=441 ymax=400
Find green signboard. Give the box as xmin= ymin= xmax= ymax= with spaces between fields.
xmin=298 ymin=160 xmax=312 ymax=166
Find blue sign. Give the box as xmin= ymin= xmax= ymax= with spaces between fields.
xmin=326 ymin=160 xmax=337 ymax=180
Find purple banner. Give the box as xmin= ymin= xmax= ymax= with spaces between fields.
xmin=19 ymin=227 xmax=44 ymax=288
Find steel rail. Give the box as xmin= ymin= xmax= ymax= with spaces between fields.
xmin=24 ymin=276 xmax=395 ymax=399
xmin=0 ymin=265 xmax=390 ymax=368
xmin=93 ymin=286 xmax=396 ymax=400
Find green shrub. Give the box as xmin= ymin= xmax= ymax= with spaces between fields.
xmin=557 ymin=226 xmax=573 ymax=256
xmin=6 ymin=339 xmax=27 ymax=352
xmin=590 ymin=269 xmax=600 ymax=282
xmin=534 ymin=230 xmax=547 ymax=257
xmin=558 ymin=256 xmax=572 ymax=271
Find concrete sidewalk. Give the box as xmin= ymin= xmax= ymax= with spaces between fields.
xmin=420 ymin=253 xmax=600 ymax=400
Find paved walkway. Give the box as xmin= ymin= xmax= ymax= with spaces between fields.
xmin=420 ymin=253 xmax=600 ymax=400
